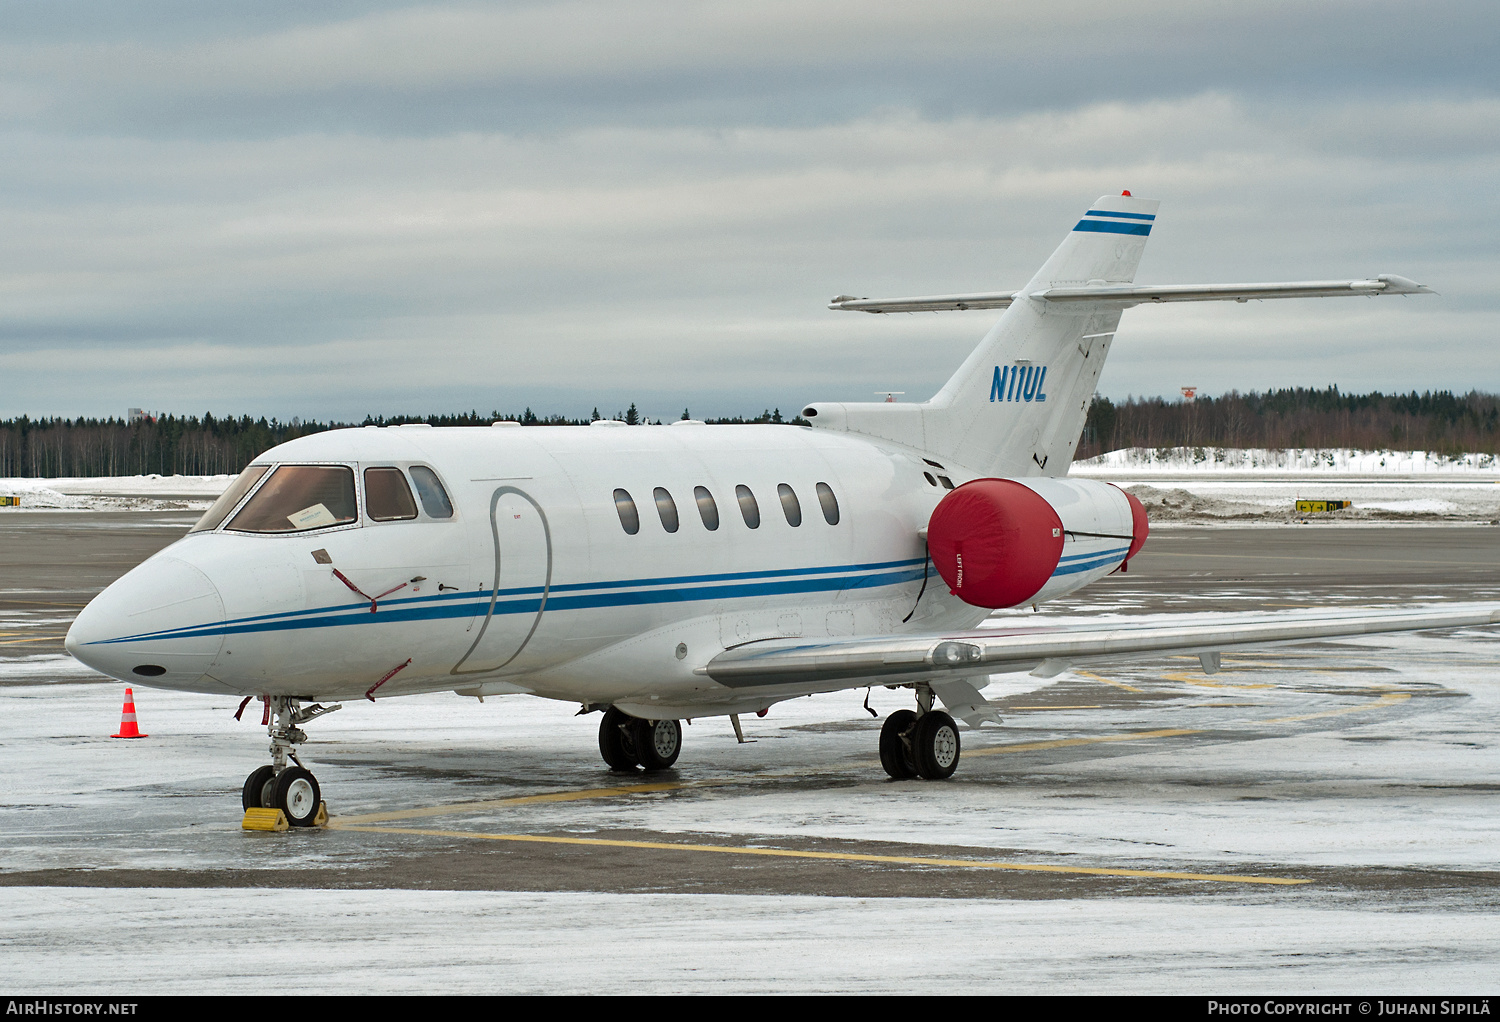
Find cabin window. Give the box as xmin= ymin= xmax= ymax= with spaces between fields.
xmin=409 ymin=466 xmax=454 ymax=518
xmin=365 ymin=467 xmax=418 ymax=522
xmin=654 ymin=487 xmax=679 ymax=533
xmin=777 ymin=483 xmax=802 ymax=527
xmin=190 ymin=463 xmax=269 ymax=533
xmin=227 ymin=465 xmax=358 ymax=534
xmin=735 ymin=485 xmax=760 ymax=529
xmin=816 ymin=482 xmax=840 ymax=525
xmin=923 ymin=472 xmax=938 ymax=486
xmin=614 ymin=488 xmax=640 ymax=535
xmin=694 ymin=485 xmax=719 ymax=531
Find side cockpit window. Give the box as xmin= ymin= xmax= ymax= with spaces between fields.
xmin=227 ymin=465 xmax=357 ymax=533
xmin=365 ymin=467 xmax=418 ymax=522
xmin=409 ymin=466 xmax=454 ymax=519
xmin=191 ymin=464 xmax=269 ymax=533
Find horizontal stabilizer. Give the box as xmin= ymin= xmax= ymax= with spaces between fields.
xmin=829 ymin=291 xmax=1020 ymax=313
xmin=704 ymin=604 xmax=1498 ymax=689
xmin=829 ymin=274 xmax=1433 ymax=314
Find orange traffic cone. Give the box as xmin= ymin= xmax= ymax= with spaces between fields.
xmin=111 ymin=687 xmax=149 ymax=739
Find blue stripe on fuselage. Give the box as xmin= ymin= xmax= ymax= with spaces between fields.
xmin=88 ymin=547 xmax=1128 ymax=647
xmin=87 ymin=560 xmax=930 ymax=645
xmin=1058 ymin=545 xmax=1129 ymax=564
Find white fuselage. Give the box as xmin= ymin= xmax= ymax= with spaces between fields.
xmin=65 ymin=422 xmax=1134 ymax=715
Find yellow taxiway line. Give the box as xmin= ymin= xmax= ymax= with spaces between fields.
xmin=327 ymin=824 xmax=1310 ymax=886
xmin=323 ymin=687 xmax=1414 ymax=890
xmin=1259 ymin=691 xmax=1411 ymax=724
xmin=963 ymin=727 xmax=1202 ymax=758
xmin=1072 ymin=669 xmax=1143 ymax=693
xmin=333 ymin=780 xmax=700 ymax=825
xmin=340 ymin=690 xmax=1416 ymax=826
xmin=1164 ymin=672 xmax=1278 ymax=690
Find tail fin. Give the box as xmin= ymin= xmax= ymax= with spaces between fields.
xmin=804 ymin=193 xmax=1158 ymax=477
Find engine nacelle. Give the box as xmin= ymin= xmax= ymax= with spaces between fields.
xmin=927 ymin=477 xmax=1148 ymax=609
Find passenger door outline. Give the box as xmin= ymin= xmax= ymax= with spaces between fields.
xmin=451 ymin=485 xmax=553 ymax=675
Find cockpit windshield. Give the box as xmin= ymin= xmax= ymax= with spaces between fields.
xmin=226 ymin=465 xmax=358 ymax=534
xmin=190 ymin=464 xmax=269 ymax=534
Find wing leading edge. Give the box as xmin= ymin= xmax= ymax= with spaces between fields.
xmin=702 ymin=605 xmax=1499 ymax=723
xmin=828 ymin=275 xmax=1433 ymax=314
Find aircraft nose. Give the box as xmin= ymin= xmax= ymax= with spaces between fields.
xmin=66 ymin=555 xmax=226 ymax=688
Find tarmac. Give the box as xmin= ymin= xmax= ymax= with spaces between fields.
xmin=2 ymin=511 xmax=1499 ymax=992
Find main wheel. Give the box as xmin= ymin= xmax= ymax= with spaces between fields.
xmin=598 ymin=707 xmax=640 ymax=772
xmin=242 ymin=765 xmax=276 ymax=811
xmin=912 ymin=710 xmax=961 ymax=780
xmin=273 ymin=766 xmax=322 ymax=826
xmin=631 ymin=718 xmax=682 ymax=771
xmin=879 ymin=709 xmax=918 ymax=779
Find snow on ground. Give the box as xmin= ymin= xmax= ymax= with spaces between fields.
xmin=0 ymin=475 xmax=229 ymax=512
xmin=4 ymin=625 xmax=1499 ymax=992
xmin=1073 ymin=448 xmax=1500 ymax=524
xmin=4 ymin=887 xmax=1496 ymax=995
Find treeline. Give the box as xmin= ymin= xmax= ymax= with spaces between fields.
xmin=0 ymin=405 xmax=805 ymax=477
xmin=1078 ymin=388 xmax=1500 ymax=461
xmin=9 ymin=389 xmax=1493 ymax=478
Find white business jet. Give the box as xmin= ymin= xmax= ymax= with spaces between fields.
xmin=66 ymin=192 xmax=1494 ymax=827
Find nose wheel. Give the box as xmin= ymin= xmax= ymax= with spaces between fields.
xmin=241 ymin=695 xmax=338 ymax=827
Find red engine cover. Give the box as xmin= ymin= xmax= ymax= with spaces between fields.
xmin=927 ymin=479 xmax=1065 ymax=609
xmin=1116 ymin=485 xmax=1150 ymax=563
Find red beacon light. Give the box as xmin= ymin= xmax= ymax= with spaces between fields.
xmin=1121 ymin=190 xmax=1131 ymax=196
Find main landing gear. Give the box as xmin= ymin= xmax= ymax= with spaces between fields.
xmin=879 ymin=686 xmax=960 ymax=780
xmin=598 ymin=706 xmax=682 ymax=773
xmin=241 ymin=695 xmax=340 ymax=826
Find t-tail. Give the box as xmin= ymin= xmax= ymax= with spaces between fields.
xmin=805 ymin=192 xmax=1430 ymax=477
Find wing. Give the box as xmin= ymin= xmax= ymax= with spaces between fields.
xmin=699 ymin=604 xmax=1499 ymax=725
xmin=828 ymin=275 xmax=1433 ymax=313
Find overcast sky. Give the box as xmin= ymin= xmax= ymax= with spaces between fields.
xmin=2 ymin=1 xmax=1496 ymax=422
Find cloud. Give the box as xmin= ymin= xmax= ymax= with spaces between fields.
xmin=0 ymin=4 xmax=1495 ymax=418
xmin=2 ymin=1 xmax=1495 ymax=133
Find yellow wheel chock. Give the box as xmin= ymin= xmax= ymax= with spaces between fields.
xmin=242 ymin=801 xmax=328 ymax=831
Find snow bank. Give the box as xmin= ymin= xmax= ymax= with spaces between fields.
xmin=0 ymin=474 xmax=228 ymax=511
xmin=1076 ymin=447 xmax=1500 ymax=476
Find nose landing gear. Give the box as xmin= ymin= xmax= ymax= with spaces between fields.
xmin=241 ymin=695 xmax=339 ymax=827
xmin=879 ymin=686 xmax=961 ymax=780
xmin=598 ymin=706 xmax=682 ymax=773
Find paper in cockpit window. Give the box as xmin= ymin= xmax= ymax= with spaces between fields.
xmin=287 ymin=503 xmax=338 ymax=530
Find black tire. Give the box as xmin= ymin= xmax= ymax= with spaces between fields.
xmin=273 ymin=766 xmax=322 ymax=826
xmin=631 ymin=718 xmax=682 ymax=771
xmin=879 ymin=709 xmax=918 ymax=779
xmin=912 ymin=710 xmax=961 ymax=780
xmin=598 ymin=707 xmax=640 ymax=772
xmin=242 ymin=765 xmax=276 ymax=811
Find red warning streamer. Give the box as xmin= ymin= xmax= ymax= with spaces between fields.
xmin=366 ymin=658 xmax=413 ymax=702
xmin=332 ymin=569 xmax=409 ymax=613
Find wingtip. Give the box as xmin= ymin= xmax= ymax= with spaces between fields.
xmin=1377 ymin=273 xmax=1436 ymax=295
